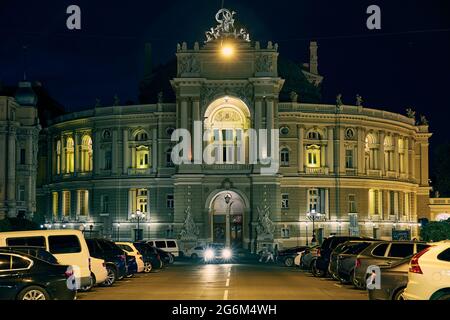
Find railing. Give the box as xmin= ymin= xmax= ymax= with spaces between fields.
xmin=127 ymin=168 xmax=153 ymax=175
xmin=367 ymin=169 xmax=382 ymax=177
xmin=305 ymin=167 xmax=329 ymax=175
xmin=202 ymin=164 xmax=253 ymax=171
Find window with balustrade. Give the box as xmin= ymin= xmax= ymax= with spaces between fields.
xmin=80 ymin=135 xmax=93 ymax=172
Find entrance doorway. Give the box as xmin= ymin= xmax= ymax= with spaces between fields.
xmin=209 ymin=191 xmax=246 ymax=248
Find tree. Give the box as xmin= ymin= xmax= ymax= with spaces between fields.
xmin=420 ymin=219 xmax=450 ymax=242
xmin=0 ymin=217 xmax=40 ymax=232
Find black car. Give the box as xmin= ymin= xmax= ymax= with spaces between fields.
xmin=328 ymin=243 xmax=349 ymax=280
xmin=0 ymin=250 xmax=76 ymax=300
xmin=0 ymin=246 xmax=59 ymax=264
xmin=336 ymin=240 xmax=380 ymax=284
xmin=276 ymin=246 xmax=308 ymax=267
xmin=85 ymin=238 xmax=127 ymax=286
xmin=133 ymin=242 xmax=163 ymax=272
xmin=313 ymin=236 xmax=373 ymax=277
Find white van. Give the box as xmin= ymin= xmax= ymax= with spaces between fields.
xmin=147 ymin=239 xmax=180 ymax=257
xmin=0 ymin=230 xmax=92 ymax=288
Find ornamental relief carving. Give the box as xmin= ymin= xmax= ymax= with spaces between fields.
xmin=178 ymin=54 xmax=200 ymax=75
xmin=213 ymin=109 xmax=242 ymax=122
xmin=255 ymin=54 xmax=274 ymax=73
xmin=200 ymin=83 xmax=254 ymax=112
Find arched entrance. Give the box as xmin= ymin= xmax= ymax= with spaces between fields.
xmin=208 ymin=190 xmax=247 ymax=248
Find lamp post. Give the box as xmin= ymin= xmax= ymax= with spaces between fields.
xmin=131 ymin=210 xmax=146 ymax=241
xmin=307 ymin=210 xmax=325 ymax=244
xmin=305 ymin=222 xmax=309 ymax=246
xmin=117 ymin=223 xmax=121 ymax=241
xmin=89 ymin=224 xmax=93 ymax=238
xmin=338 ymin=221 xmax=342 ymax=236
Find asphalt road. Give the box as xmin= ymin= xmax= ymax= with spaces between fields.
xmin=77 ymin=261 xmax=368 ymax=300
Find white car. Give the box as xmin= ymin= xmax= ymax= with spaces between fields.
xmin=116 ymin=242 xmax=145 ymax=273
xmin=89 ymin=257 xmax=108 ymax=289
xmin=187 ymin=246 xmax=206 ymax=259
xmin=403 ymin=240 xmax=450 ymax=300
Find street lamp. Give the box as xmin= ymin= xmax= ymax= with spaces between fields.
xmin=307 ymin=209 xmax=326 ymax=244
xmin=338 ymin=221 xmax=343 ymax=236
xmin=131 ymin=210 xmax=146 ymax=241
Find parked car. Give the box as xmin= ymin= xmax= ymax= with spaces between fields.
xmin=147 ymin=239 xmax=180 ymax=258
xmin=88 ymin=257 xmax=108 ymax=290
xmin=153 ymin=246 xmax=175 ymax=265
xmin=313 ymin=236 xmax=372 ymax=277
xmin=336 ymin=240 xmax=380 ymax=284
xmin=403 ymin=241 xmax=450 ymax=300
xmin=353 ymin=240 xmax=429 ymax=289
xmin=276 ymin=246 xmax=308 ymax=267
xmin=368 ymin=257 xmax=411 ymax=300
xmin=0 ymin=246 xmax=59 ymax=264
xmin=133 ymin=242 xmax=163 ymax=272
xmin=85 ymin=238 xmax=127 ymax=286
xmin=0 ymin=250 xmax=76 ymax=300
xmin=0 ymin=230 xmax=92 ymax=289
xmin=187 ymin=245 xmax=207 ymax=259
xmin=328 ymin=243 xmax=350 ymax=280
xmin=125 ymin=254 xmax=137 ymax=278
xmin=297 ymin=246 xmax=320 ymax=270
xmin=116 ymin=242 xmax=145 ymax=273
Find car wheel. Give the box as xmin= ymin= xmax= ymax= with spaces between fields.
xmin=435 ymin=292 xmax=450 ymax=300
xmin=144 ymin=262 xmax=153 ymax=273
xmin=191 ymin=253 xmax=198 ymax=259
xmin=393 ymin=288 xmax=406 ymax=301
xmin=312 ymin=261 xmax=325 ymax=277
xmin=284 ymin=257 xmax=294 ymax=267
xmin=18 ymin=286 xmax=50 ymax=300
xmin=102 ymin=265 xmax=117 ymax=287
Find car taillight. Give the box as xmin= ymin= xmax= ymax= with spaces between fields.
xmin=317 ymin=248 xmax=321 ymax=257
xmin=409 ymin=247 xmax=432 ymax=274
xmin=65 ymin=269 xmax=74 ymax=278
xmin=355 ymin=258 xmax=361 ymax=268
xmin=102 ymin=262 xmax=106 ymax=268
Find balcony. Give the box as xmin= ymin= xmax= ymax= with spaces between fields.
xmin=345 ymin=168 xmax=357 ymax=176
xmin=366 ymin=169 xmax=382 ymax=177
xmin=128 ymin=168 xmax=153 ymax=175
xmin=305 ymin=167 xmax=329 ymax=175
xmin=385 ymin=171 xmax=398 ymax=179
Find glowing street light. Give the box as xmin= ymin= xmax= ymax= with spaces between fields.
xmin=131 ymin=210 xmax=146 ymax=241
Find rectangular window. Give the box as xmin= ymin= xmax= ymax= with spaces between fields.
xmin=136 ymin=189 xmax=148 ymax=213
xmin=281 ymin=194 xmax=289 ymax=209
xmin=345 ymin=149 xmax=353 ymax=168
xmin=167 ymin=195 xmax=174 ymax=209
xmin=62 ymin=191 xmax=71 ymax=217
xmin=348 ymin=194 xmax=357 ymax=213
xmin=79 ymin=190 xmax=89 ymax=216
xmin=101 ymin=195 xmax=109 ymax=214
xmin=6 ymin=237 xmax=46 ymax=247
xmin=308 ymin=189 xmax=319 ymax=213
xmin=20 ymin=148 xmax=26 ymax=165
xmin=18 ymin=185 xmax=25 ymax=202
xmin=48 ymin=235 xmax=81 ymax=254
xmin=52 ymin=192 xmax=58 ymax=217
xmin=104 ymin=150 xmax=112 ymax=170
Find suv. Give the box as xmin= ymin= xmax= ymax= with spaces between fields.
xmin=313 ymin=236 xmax=373 ymax=277
xmin=353 ymin=240 xmax=429 ymax=289
xmin=147 ymin=239 xmax=179 ymax=258
xmin=85 ymin=238 xmax=127 ymax=287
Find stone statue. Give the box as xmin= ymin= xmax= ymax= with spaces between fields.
xmin=256 ymin=205 xmax=275 ymax=238
xmin=157 ymin=92 xmax=164 ymax=103
xmin=356 ymin=94 xmax=363 ymax=106
xmin=205 ymin=8 xmax=250 ymax=43
xmin=290 ymin=91 xmax=298 ymax=103
xmin=336 ymin=94 xmax=343 ymax=111
xmin=406 ymin=108 xmax=416 ymax=119
xmin=420 ymin=115 xmax=429 ymax=126
xmin=179 ymin=206 xmax=199 ymax=241
xmin=113 ymin=94 xmax=120 ymax=106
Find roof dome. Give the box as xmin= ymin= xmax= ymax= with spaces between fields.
xmin=15 ymin=81 xmax=37 ymax=106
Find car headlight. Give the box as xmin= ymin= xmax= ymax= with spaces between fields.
xmin=205 ymin=249 xmax=215 ymax=261
xmin=222 ymin=248 xmax=232 ymax=260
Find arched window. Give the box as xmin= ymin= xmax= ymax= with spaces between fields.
xmin=80 ymin=135 xmax=93 ymax=172
xmin=65 ymin=137 xmax=74 ymax=173
xmin=365 ymin=134 xmax=378 ymax=170
xmin=306 ymin=145 xmax=321 ymax=168
xmin=307 ymin=130 xmax=322 ymax=140
xmin=280 ymin=148 xmax=290 ymax=167
xmin=384 ymin=136 xmax=394 ymax=171
xmin=135 ymin=131 xmax=148 ymax=142
xmin=56 ymin=140 xmax=61 ymax=174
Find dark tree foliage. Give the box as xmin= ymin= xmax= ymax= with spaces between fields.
xmin=138 ymin=56 xmax=322 ymax=104
xmin=0 ymin=217 xmax=40 ymax=232
xmin=432 ymin=143 xmax=450 ymax=197
xmin=420 ymin=219 xmax=450 ymax=242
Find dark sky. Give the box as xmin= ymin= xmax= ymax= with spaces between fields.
xmin=1 ymin=0 xmax=450 ymax=148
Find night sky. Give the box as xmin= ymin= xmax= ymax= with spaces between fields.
xmin=1 ymin=0 xmax=450 ymax=149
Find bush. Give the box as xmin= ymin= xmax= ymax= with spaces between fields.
xmin=420 ymin=219 xmax=450 ymax=242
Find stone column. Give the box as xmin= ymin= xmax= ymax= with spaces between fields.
xmin=420 ymin=142 xmax=429 ymax=186
xmin=357 ymin=127 xmax=365 ymax=175
xmin=112 ymin=129 xmax=119 ymax=175
xmin=61 ymin=135 xmax=66 ymax=174
xmin=93 ymin=130 xmax=101 ymax=175
xmin=192 ymin=98 xmax=201 ymax=163
xmin=123 ymin=129 xmax=129 ymax=174
xmin=152 ymin=128 xmax=158 ymax=172
xmin=404 ymin=138 xmax=409 ymax=175
xmin=7 ymin=127 xmax=16 ymax=217
xmin=128 ymin=189 xmax=133 ymax=216
xmin=339 ymin=127 xmax=346 ymax=174
xmin=327 ymin=127 xmax=334 ymax=173
xmin=379 ymin=131 xmax=385 ymax=175
xmin=394 ymin=134 xmax=399 ymax=175
xmin=74 ymin=133 xmax=80 ymax=173
xmin=255 ymin=99 xmax=262 ymax=162
xmin=181 ymin=99 xmax=188 ymax=130
xmin=266 ymin=98 xmax=274 ymax=156
xmin=298 ymin=125 xmax=304 ymax=173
